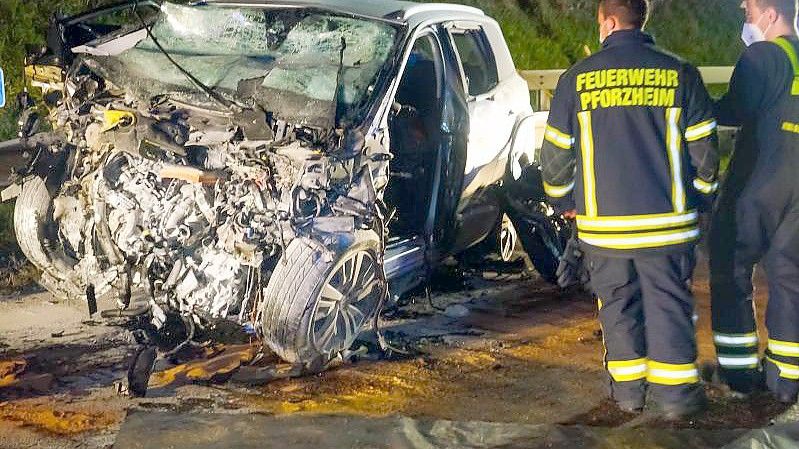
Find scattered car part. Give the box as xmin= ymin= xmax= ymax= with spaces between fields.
xmin=127 ymin=345 xmax=157 ymax=397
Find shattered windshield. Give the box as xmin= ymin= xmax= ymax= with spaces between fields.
xmin=84 ymin=2 xmax=399 ymax=127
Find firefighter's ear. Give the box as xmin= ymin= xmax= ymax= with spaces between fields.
xmin=764 ymin=6 xmax=780 ymax=25
xmin=598 ymin=16 xmax=615 ymax=43
xmin=604 ymin=16 xmax=620 ymax=34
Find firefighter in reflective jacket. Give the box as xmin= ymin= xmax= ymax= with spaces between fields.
xmin=711 ymin=0 xmax=799 ymax=405
xmin=541 ymin=0 xmax=720 ymax=418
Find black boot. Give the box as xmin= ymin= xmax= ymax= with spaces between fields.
xmin=775 ymin=391 xmax=798 ymax=404
xmin=615 ymin=397 xmax=645 ymax=414
xmin=764 ymin=363 xmax=799 ymax=405
xmin=656 ymin=385 xmax=708 ymax=420
xmin=719 ymin=367 xmax=764 ymax=396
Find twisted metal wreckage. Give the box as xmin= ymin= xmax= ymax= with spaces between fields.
xmin=1 ymin=0 xmax=568 ymax=392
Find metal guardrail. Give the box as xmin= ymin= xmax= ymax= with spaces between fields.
xmin=520 ymin=66 xmax=735 ymax=111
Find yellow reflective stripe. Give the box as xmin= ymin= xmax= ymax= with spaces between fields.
xmin=693 ymin=178 xmax=719 ymax=194
xmin=545 ymin=125 xmax=572 ymax=142
xmin=766 ymin=357 xmax=799 ymax=380
xmin=775 ymin=37 xmax=799 ymax=73
xmin=577 ymin=211 xmax=698 ymax=232
xmin=646 ymin=361 xmax=699 ymax=386
xmin=578 ymin=111 xmax=598 ymax=217
xmin=782 ymin=121 xmax=799 ymax=134
xmin=597 ymin=298 xmax=603 ymax=310
xmin=666 ymin=108 xmax=686 ymax=213
xmin=543 ymin=180 xmax=575 ymax=198
xmin=609 ymin=358 xmax=649 ymax=368
xmin=714 ymin=332 xmax=758 ymax=347
xmin=578 ymin=226 xmax=700 ymax=250
xmin=769 ymin=339 xmax=799 ymax=357
xmin=685 ymin=119 xmax=717 ymax=142
xmin=544 ymin=125 xmax=574 ymax=150
xmin=648 ymin=361 xmax=698 ymax=371
xmin=773 ymin=37 xmax=799 ymax=95
xmin=692 ymin=180 xmax=717 ymax=194
xmin=607 ymin=358 xmax=648 ymax=382
xmin=717 ymin=355 xmax=760 ymax=369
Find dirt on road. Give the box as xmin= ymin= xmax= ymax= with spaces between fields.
xmin=0 ymin=257 xmax=792 ymax=449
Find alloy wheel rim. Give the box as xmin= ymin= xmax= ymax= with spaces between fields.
xmin=499 ymin=214 xmax=518 ymax=262
xmin=310 ymin=250 xmax=382 ymax=356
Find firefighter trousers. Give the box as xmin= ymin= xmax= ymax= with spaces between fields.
xmin=710 ymin=182 xmax=799 ymax=399
xmin=587 ymin=249 xmax=704 ymax=407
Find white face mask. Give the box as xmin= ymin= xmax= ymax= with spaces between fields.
xmin=741 ymin=14 xmax=772 ymax=46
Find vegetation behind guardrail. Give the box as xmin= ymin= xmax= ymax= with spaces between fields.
xmin=425 ymin=0 xmax=745 ymax=69
xmin=1 ymin=0 xmax=744 ymax=140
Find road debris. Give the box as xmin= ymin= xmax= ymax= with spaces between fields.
xmin=148 ymin=344 xmax=261 ymax=390
xmin=0 ymin=359 xmax=26 ymax=382
xmin=443 ymin=304 xmax=470 ymax=319
xmin=230 ymin=365 xmax=304 ymax=386
xmin=0 ymin=359 xmax=54 ymax=394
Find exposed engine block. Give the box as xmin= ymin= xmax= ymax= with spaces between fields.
xmin=36 ymin=93 xmax=378 ymax=330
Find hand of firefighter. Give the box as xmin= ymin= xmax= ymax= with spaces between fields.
xmin=556 ymin=222 xmax=589 ymax=289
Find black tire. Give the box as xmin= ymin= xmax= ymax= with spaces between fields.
xmin=522 ymin=231 xmax=560 ymax=284
xmin=14 ymin=177 xmax=84 ymax=300
xmin=507 ymin=207 xmax=571 ymax=285
xmin=259 ymin=231 xmax=384 ymax=369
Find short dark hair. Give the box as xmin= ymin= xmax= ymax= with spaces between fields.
xmin=757 ymin=0 xmax=798 ymax=24
xmin=598 ymin=0 xmax=650 ymax=29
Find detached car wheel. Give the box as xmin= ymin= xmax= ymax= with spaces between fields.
xmin=260 ymin=231 xmax=385 ymax=369
xmin=14 ymin=177 xmax=84 ymax=300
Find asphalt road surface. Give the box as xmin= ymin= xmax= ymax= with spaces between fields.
xmin=0 ymin=257 xmax=796 ymax=449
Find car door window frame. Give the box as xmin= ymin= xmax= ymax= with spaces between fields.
xmin=444 ymin=21 xmax=499 ymax=101
xmin=393 ymin=29 xmax=445 ymax=105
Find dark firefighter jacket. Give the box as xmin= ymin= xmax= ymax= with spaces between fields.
xmin=715 ymin=36 xmax=799 ymax=197
xmin=541 ymin=29 xmax=720 ymax=256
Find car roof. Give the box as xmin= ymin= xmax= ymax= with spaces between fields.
xmin=203 ymin=0 xmax=486 ymax=25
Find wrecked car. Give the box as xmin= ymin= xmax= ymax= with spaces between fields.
xmin=2 ymin=0 xmax=568 ymax=371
